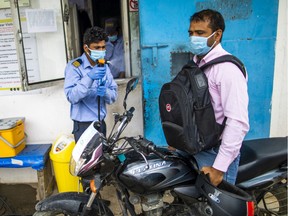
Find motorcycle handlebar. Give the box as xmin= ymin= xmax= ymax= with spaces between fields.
xmin=147 ymin=143 xmax=168 ymax=160
xmin=128 ymin=107 xmax=135 ymax=114
xmin=127 ymin=137 xmax=167 ymax=160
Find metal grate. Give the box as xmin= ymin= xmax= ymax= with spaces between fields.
xmin=260 ymin=183 xmax=287 ymax=216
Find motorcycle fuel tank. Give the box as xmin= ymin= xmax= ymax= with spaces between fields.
xmin=118 ymin=157 xmax=196 ymax=194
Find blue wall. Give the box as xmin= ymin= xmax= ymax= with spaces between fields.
xmin=139 ymin=0 xmax=279 ymax=145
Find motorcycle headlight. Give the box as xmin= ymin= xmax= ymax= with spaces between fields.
xmin=69 ymin=156 xmax=86 ymax=176
xmin=69 ymin=121 xmax=104 ymax=177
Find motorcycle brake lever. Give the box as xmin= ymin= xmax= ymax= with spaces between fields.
xmin=113 ymin=112 xmax=121 ymax=122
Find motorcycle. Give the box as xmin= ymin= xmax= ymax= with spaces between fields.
xmin=34 ymin=77 xmax=287 ymax=216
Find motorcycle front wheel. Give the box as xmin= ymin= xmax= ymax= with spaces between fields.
xmin=33 ymin=205 xmax=114 ymax=216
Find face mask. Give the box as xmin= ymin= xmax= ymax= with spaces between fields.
xmin=190 ymin=32 xmax=216 ymax=56
xmin=87 ymin=47 xmax=106 ymax=62
xmin=108 ymin=35 xmax=118 ymax=42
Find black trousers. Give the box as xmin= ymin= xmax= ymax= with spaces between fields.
xmin=72 ymin=120 xmax=107 ymax=143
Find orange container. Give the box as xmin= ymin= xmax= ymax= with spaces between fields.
xmin=0 ymin=117 xmax=26 ymax=157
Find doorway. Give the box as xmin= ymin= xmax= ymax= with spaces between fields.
xmin=91 ymin=0 xmax=121 ymax=28
xmin=68 ymin=0 xmax=141 ymax=78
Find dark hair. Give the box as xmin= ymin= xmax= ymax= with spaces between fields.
xmin=83 ymin=26 xmax=108 ymax=46
xmin=190 ymin=9 xmax=225 ymax=33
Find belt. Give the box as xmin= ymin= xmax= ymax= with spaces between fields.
xmin=74 ymin=119 xmax=105 ymax=124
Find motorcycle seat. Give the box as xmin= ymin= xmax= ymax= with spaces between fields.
xmin=236 ymin=137 xmax=287 ymax=184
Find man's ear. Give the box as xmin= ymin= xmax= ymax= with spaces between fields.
xmin=83 ymin=44 xmax=89 ymax=54
xmin=215 ymin=29 xmax=223 ymax=42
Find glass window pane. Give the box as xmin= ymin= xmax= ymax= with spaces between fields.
xmin=18 ymin=0 xmax=67 ymax=84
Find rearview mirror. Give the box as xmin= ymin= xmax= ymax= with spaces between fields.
xmin=123 ymin=77 xmax=139 ymax=110
xmin=126 ymin=77 xmax=139 ymax=95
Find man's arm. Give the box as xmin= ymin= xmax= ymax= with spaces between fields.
xmin=64 ymin=62 xmax=93 ymax=104
xmin=203 ymin=63 xmax=249 ymax=186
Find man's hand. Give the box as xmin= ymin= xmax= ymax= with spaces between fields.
xmin=97 ymin=85 xmax=106 ymax=97
xmin=168 ymin=146 xmax=176 ymax=151
xmin=201 ymin=166 xmax=224 ymax=186
xmin=118 ymin=71 xmax=125 ymax=78
xmin=87 ymin=66 xmax=106 ymax=80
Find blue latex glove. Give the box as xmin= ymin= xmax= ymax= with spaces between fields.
xmin=87 ymin=66 xmax=106 ymax=80
xmin=97 ymin=85 xmax=107 ymax=97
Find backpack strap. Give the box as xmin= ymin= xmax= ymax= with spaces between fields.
xmin=185 ymin=59 xmax=198 ymax=68
xmin=200 ymin=55 xmax=246 ymax=78
xmin=200 ymin=55 xmax=245 ymax=135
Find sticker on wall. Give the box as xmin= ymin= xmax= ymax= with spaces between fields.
xmin=129 ymin=0 xmax=138 ymax=12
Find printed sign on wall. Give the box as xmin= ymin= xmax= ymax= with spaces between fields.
xmin=0 ymin=9 xmax=39 ymax=91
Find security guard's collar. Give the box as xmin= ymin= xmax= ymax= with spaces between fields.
xmin=81 ymin=53 xmax=95 ymax=69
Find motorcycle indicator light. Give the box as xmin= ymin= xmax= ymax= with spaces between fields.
xmin=246 ymin=201 xmax=255 ymax=216
xmin=90 ymin=180 xmax=97 ymax=193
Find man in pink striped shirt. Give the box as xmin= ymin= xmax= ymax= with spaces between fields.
xmin=188 ymin=9 xmax=249 ymax=186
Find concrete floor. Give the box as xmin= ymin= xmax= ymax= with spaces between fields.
xmin=0 ymin=183 xmax=122 ymax=216
xmin=2 ymin=183 xmax=283 ymax=216
xmin=0 ymin=183 xmax=38 ymax=215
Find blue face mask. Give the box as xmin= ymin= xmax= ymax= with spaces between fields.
xmin=190 ymin=32 xmax=216 ymax=56
xmin=87 ymin=47 xmax=106 ymax=62
xmin=108 ymin=35 xmax=118 ymax=42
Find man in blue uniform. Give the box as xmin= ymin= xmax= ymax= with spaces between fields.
xmin=105 ymin=17 xmax=125 ymax=79
xmin=64 ymin=26 xmax=118 ymax=142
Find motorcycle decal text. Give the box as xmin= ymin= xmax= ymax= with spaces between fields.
xmin=131 ymin=161 xmax=167 ymax=174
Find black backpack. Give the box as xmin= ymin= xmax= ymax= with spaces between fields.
xmin=159 ymin=55 xmax=246 ymax=154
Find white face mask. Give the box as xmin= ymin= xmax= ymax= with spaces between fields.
xmin=86 ymin=46 xmax=106 ymax=62
xmin=190 ymin=32 xmax=216 ymax=56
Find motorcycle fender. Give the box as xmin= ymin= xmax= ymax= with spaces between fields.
xmin=35 ymin=192 xmax=92 ymax=213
